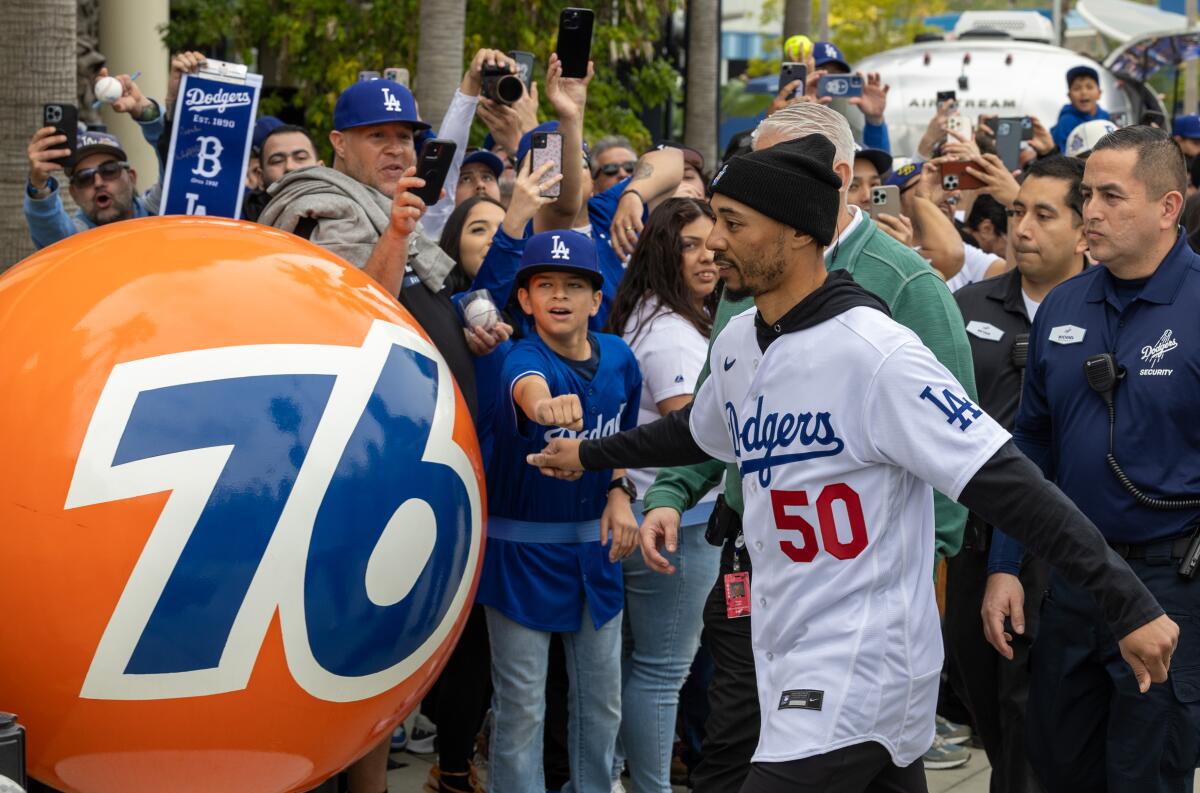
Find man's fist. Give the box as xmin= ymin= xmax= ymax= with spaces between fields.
xmin=1119 ymin=614 xmax=1179 ymax=693
xmin=532 ymin=394 xmax=583 ymax=431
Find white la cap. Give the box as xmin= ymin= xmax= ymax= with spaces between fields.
xmin=1067 ymin=119 xmax=1119 ymax=158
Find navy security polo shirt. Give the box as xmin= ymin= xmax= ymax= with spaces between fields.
xmin=990 ymin=231 xmax=1200 ymax=574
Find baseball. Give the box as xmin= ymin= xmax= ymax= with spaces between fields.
xmin=94 ymin=76 xmax=123 ymax=104
xmin=784 ymin=35 xmax=813 ymax=62
xmin=464 ymin=300 xmax=499 ymax=330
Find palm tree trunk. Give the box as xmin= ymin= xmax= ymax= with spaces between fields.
xmin=783 ymin=0 xmax=812 ymax=38
xmin=416 ymin=0 xmax=466 ymax=130
xmin=684 ymin=0 xmax=720 ymax=169
xmin=1 ymin=0 xmax=75 ymax=269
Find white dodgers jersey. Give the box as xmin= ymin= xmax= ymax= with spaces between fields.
xmin=689 ymin=306 xmax=1009 ymax=766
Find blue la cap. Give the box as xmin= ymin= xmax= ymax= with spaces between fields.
xmin=462 ymin=149 xmax=505 ymax=178
xmin=252 ymin=116 xmax=283 ymax=151
xmin=884 ymin=160 xmax=923 ymax=188
xmin=1066 ymin=65 xmax=1100 ymax=87
xmin=333 ymin=79 xmax=430 ymax=132
xmin=69 ymin=130 xmax=126 ymax=173
xmin=813 ymin=41 xmax=851 ymax=72
xmin=516 ymin=230 xmax=603 ymax=288
xmin=1173 ymin=114 xmax=1200 ymax=140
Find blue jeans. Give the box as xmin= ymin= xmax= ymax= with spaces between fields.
xmin=615 ymin=519 xmax=720 ymax=792
xmin=485 ymin=603 xmax=622 ymax=793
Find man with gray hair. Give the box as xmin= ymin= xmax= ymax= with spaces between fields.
xmin=591 ymin=134 xmax=639 ymax=193
xmin=534 ymin=100 xmax=978 ymax=790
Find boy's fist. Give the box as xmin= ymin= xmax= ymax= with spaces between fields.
xmin=533 ymin=394 xmax=584 ymax=431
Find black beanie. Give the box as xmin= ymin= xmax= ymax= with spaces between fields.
xmin=709 ymin=133 xmax=842 ymax=245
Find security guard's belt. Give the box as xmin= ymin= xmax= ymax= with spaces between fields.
xmin=1109 ymin=533 xmax=1194 ymax=561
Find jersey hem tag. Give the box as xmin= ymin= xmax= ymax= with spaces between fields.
xmin=778 ymin=689 xmax=824 ymax=711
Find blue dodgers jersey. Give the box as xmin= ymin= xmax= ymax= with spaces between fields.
xmin=588 ymin=176 xmax=645 ymax=330
xmin=476 ymin=331 xmax=642 ymax=632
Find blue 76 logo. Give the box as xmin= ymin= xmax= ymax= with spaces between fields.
xmin=65 ymin=320 xmax=482 ymax=702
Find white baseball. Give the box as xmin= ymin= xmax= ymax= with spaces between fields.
xmin=94 ymin=76 xmax=123 ymax=104
xmin=464 ymin=300 xmax=499 ymax=330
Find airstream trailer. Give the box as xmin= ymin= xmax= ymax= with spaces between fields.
xmin=849 ymin=37 xmax=1165 ymax=156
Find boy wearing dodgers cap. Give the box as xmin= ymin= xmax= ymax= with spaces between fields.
xmin=476 ymin=229 xmax=642 ymax=792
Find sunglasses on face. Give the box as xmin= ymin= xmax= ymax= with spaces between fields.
xmin=70 ymin=160 xmax=130 ymax=189
xmin=594 ymin=160 xmax=636 ymax=178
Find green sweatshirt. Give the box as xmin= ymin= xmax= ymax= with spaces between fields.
xmin=642 ymin=211 xmax=978 ymax=560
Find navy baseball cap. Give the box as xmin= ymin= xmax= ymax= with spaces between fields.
xmin=854 ymin=143 xmax=893 ymax=176
xmin=1173 ymin=114 xmax=1200 ymax=140
xmin=516 ymin=230 xmax=603 ymax=289
xmin=1066 ymin=65 xmax=1100 ymax=87
xmin=69 ymin=130 xmax=126 ymax=173
xmin=462 ymin=149 xmax=505 ymax=178
xmin=813 ymin=41 xmax=851 ymax=72
xmin=884 ymin=160 xmax=923 ymax=188
xmin=252 ymin=116 xmax=283 ymax=152
xmin=334 ymin=79 xmax=430 ymax=132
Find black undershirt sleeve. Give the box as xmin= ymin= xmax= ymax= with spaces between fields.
xmin=578 ymin=403 xmax=710 ymax=471
xmin=958 ymin=440 xmax=1164 ymax=638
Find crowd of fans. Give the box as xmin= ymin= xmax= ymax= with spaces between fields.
xmin=19 ymin=30 xmax=1200 ymax=793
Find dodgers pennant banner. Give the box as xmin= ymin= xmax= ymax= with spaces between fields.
xmin=161 ymin=71 xmax=263 ymax=219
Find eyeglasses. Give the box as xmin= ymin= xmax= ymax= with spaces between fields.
xmin=70 ymin=160 xmax=130 ymax=189
xmin=594 ymin=160 xmax=636 ymax=178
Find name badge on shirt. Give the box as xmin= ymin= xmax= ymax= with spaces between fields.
xmin=966 ymin=321 xmax=1004 ymax=342
xmin=1049 ymin=325 xmax=1086 ymax=345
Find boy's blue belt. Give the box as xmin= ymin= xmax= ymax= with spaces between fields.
xmin=487 ymin=516 xmax=601 ymax=543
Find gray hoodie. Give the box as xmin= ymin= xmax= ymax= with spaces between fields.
xmin=259 ymin=165 xmax=454 ymax=292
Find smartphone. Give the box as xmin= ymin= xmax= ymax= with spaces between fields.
xmin=413 ymin=138 xmax=457 ymax=206
xmin=357 ymin=70 xmax=380 ymax=82
xmin=945 ymin=113 xmax=973 ymax=140
xmin=867 ymin=185 xmax=901 ymax=219
xmin=510 ymin=51 xmax=535 ymax=89
xmin=43 ymin=103 xmax=78 ymax=168
xmin=940 ymin=160 xmax=986 ymax=192
xmin=936 ymin=89 xmax=957 ymax=111
xmin=779 ymin=62 xmax=807 ymax=99
xmin=383 ymin=67 xmax=410 ymax=87
xmin=995 ymin=117 xmax=1023 ymax=171
xmin=531 ymin=131 xmax=563 ymax=198
xmin=1020 ymin=115 xmax=1034 ymax=141
xmin=817 ymin=74 xmax=863 ymax=98
xmin=556 ymin=7 xmax=595 ymax=78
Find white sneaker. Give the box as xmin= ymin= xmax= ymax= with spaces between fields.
xmin=610 ymin=781 xmax=626 ymax=793
xmin=407 ymin=712 xmax=438 ymax=754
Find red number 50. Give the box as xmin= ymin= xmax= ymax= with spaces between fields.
xmin=770 ymin=484 xmax=868 ymax=562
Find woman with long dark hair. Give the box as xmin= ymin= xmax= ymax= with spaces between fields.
xmin=606 ymin=197 xmax=722 ymax=793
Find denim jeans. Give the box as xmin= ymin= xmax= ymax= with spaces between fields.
xmin=485 ymin=602 xmax=622 ymax=793
xmin=615 ymin=519 xmax=720 ymax=792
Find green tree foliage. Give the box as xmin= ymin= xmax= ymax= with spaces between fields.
xmin=163 ymin=0 xmax=679 ymax=155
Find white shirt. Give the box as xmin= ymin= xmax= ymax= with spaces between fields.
xmin=945 ymin=242 xmax=1004 ymax=293
xmin=622 ymin=298 xmax=715 ymax=503
xmin=688 ymin=306 xmax=1009 ymax=767
xmin=420 ymin=90 xmax=480 ymax=241
xmin=1021 ymin=288 xmax=1041 ymax=321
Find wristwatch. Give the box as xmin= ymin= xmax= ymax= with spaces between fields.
xmin=607 ymin=476 xmax=637 ymax=502
xmin=26 ymin=178 xmax=54 ymax=199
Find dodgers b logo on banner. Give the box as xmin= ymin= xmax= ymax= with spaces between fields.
xmin=161 ymin=71 xmax=262 ymax=219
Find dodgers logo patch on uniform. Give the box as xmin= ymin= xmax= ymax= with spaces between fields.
xmin=919 ymin=386 xmax=982 ymax=431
